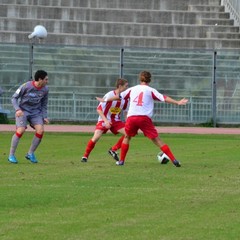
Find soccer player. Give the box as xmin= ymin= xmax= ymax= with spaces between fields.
xmin=97 ymin=71 xmax=188 ymax=167
xmin=8 ymin=70 xmax=49 ymax=164
xmin=81 ymin=78 xmax=129 ymax=163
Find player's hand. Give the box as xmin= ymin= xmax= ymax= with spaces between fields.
xmin=105 ymin=121 xmax=112 ymax=129
xmin=44 ymin=118 xmax=50 ymax=124
xmin=15 ymin=109 xmax=24 ymax=117
xmin=178 ymin=98 xmax=188 ymax=105
xmin=96 ymin=97 xmax=105 ymax=102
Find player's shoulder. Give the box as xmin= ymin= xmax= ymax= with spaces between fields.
xmin=122 ymin=86 xmax=133 ymax=95
xmin=134 ymin=84 xmax=153 ymax=91
xmin=19 ymin=81 xmax=31 ymax=90
xmin=105 ymin=90 xmax=115 ymax=97
xmin=44 ymin=85 xmax=49 ymax=91
xmin=21 ymin=80 xmax=30 ymax=86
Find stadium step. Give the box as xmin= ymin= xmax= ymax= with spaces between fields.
xmin=0 ymin=0 xmax=239 ymax=49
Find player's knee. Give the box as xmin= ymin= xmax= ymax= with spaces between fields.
xmin=16 ymin=127 xmax=26 ymax=136
xmin=36 ymin=128 xmax=44 ymax=136
xmin=35 ymin=132 xmax=44 ymax=139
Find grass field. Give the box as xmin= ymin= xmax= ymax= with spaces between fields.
xmin=0 ymin=132 xmax=240 ymax=240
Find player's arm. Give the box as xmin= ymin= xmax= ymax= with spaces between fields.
xmin=122 ymin=100 xmax=129 ymax=121
xmin=165 ymin=96 xmax=188 ymax=105
xmin=152 ymin=88 xmax=188 ymax=105
xmin=12 ymin=84 xmax=25 ymax=117
xmin=96 ymin=95 xmax=120 ymax=102
xmin=41 ymin=92 xmax=48 ymax=119
xmin=97 ymin=108 xmax=111 ymax=129
xmin=123 ymin=110 xmax=128 ymax=121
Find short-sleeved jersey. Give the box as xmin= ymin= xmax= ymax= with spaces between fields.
xmin=12 ymin=81 xmax=49 ymax=118
xmin=120 ymin=84 xmax=166 ymax=118
xmin=97 ymin=90 xmax=128 ymax=122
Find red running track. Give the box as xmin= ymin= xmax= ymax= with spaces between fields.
xmin=0 ymin=124 xmax=239 ymax=134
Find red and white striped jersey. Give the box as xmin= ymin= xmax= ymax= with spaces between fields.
xmin=97 ymin=90 xmax=128 ymax=122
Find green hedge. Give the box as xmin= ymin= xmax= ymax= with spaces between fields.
xmin=0 ymin=113 xmax=9 ymax=124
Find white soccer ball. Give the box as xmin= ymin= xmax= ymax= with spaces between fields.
xmin=157 ymin=151 xmax=170 ymax=164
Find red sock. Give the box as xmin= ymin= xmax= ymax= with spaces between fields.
xmin=120 ymin=143 xmax=129 ymax=162
xmin=161 ymin=144 xmax=176 ymax=161
xmin=16 ymin=132 xmax=23 ymax=138
xmin=84 ymin=140 xmax=96 ymax=158
xmin=35 ymin=133 xmax=43 ymax=139
xmin=111 ymin=135 xmax=124 ymax=151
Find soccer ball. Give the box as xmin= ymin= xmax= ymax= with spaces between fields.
xmin=157 ymin=151 xmax=170 ymax=164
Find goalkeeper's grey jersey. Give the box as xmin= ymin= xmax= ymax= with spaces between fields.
xmin=12 ymin=81 xmax=49 ymax=118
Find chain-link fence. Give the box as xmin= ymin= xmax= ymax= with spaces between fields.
xmin=1 ymin=43 xmax=240 ymax=125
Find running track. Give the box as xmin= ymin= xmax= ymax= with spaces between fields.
xmin=0 ymin=124 xmax=239 ymax=134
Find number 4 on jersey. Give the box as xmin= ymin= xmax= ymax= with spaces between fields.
xmin=133 ymin=92 xmax=144 ymax=106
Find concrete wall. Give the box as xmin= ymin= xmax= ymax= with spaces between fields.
xmin=0 ymin=0 xmax=239 ymax=49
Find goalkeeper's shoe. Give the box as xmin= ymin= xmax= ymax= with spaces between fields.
xmin=116 ymin=160 xmax=124 ymax=166
xmin=108 ymin=149 xmax=119 ymax=161
xmin=81 ymin=157 xmax=88 ymax=163
xmin=25 ymin=153 xmax=38 ymax=163
xmin=8 ymin=155 xmax=18 ymax=164
xmin=172 ymin=159 xmax=181 ymax=167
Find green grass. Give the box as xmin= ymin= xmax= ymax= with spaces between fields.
xmin=0 ymin=132 xmax=240 ymax=240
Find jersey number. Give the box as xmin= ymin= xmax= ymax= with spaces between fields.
xmin=133 ymin=92 xmax=144 ymax=106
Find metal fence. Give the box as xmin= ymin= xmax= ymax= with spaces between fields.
xmin=0 ymin=44 xmax=240 ymax=125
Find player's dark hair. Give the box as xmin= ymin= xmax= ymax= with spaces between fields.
xmin=139 ymin=71 xmax=151 ymax=83
xmin=34 ymin=70 xmax=48 ymax=81
xmin=115 ymin=78 xmax=128 ymax=88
